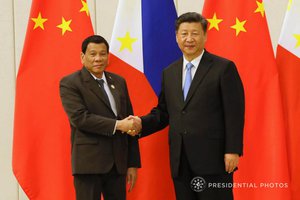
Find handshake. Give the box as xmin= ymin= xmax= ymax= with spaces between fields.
xmin=116 ymin=115 xmax=142 ymax=136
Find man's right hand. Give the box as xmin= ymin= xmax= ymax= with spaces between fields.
xmin=116 ymin=116 xmax=142 ymax=135
xmin=125 ymin=116 xmax=142 ymax=136
xmin=116 ymin=116 xmax=133 ymax=133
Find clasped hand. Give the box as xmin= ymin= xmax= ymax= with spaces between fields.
xmin=116 ymin=115 xmax=142 ymax=136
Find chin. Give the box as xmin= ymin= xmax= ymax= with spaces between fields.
xmin=92 ymin=70 xmax=102 ymax=74
xmin=94 ymin=67 xmax=104 ymax=72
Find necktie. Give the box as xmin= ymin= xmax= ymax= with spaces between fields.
xmin=183 ymin=62 xmax=193 ymax=100
xmin=96 ymin=79 xmax=110 ymax=106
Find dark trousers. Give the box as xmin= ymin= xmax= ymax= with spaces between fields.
xmin=74 ymin=166 xmax=126 ymax=200
xmin=173 ymin=147 xmax=234 ymax=200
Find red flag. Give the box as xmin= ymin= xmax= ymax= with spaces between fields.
xmin=203 ymin=1 xmax=291 ymax=199
xmin=12 ymin=0 xmax=93 ymax=199
xmin=276 ymin=1 xmax=300 ymax=199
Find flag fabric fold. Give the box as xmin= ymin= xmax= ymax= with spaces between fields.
xmin=13 ymin=0 xmax=93 ymax=199
xmin=109 ymin=0 xmax=181 ymax=199
xmin=202 ymin=1 xmax=291 ymax=199
xmin=276 ymin=1 xmax=300 ymax=199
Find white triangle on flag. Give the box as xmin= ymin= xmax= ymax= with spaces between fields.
xmin=110 ymin=0 xmax=144 ymax=73
xmin=278 ymin=1 xmax=300 ymax=58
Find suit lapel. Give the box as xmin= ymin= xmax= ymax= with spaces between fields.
xmin=173 ymin=58 xmax=185 ymax=107
xmin=81 ymin=67 xmax=115 ymax=114
xmin=183 ymin=51 xmax=212 ymax=108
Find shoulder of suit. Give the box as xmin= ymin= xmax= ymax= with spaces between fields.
xmin=60 ymin=68 xmax=81 ymax=83
xmin=163 ymin=57 xmax=183 ymax=73
xmin=204 ymin=51 xmax=239 ymax=75
xmin=105 ymin=71 xmax=124 ymax=80
xmin=205 ymin=51 xmax=233 ymax=64
xmin=105 ymin=71 xmax=127 ymax=86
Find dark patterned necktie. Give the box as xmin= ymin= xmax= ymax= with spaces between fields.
xmin=96 ymin=79 xmax=110 ymax=105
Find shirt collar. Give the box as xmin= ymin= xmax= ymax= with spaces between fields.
xmin=183 ymin=49 xmax=205 ymax=70
xmin=90 ymin=72 xmax=107 ymax=84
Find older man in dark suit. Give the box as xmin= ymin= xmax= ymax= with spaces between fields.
xmin=130 ymin=12 xmax=244 ymax=200
xmin=60 ymin=35 xmax=140 ymax=200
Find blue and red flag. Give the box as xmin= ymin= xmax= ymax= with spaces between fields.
xmin=108 ymin=0 xmax=181 ymax=199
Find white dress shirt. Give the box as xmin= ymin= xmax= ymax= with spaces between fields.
xmin=182 ymin=50 xmax=205 ymax=89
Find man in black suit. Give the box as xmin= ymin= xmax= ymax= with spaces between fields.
xmin=129 ymin=12 xmax=244 ymax=200
xmin=59 ymin=35 xmax=141 ymax=200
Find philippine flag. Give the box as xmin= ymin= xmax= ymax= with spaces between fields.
xmin=107 ymin=0 xmax=181 ymax=199
xmin=276 ymin=1 xmax=300 ymax=199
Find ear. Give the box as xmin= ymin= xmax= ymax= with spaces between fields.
xmin=203 ymin=32 xmax=208 ymax=43
xmin=175 ymin=31 xmax=179 ymax=43
xmin=107 ymin=53 xmax=110 ymax=65
xmin=80 ymin=52 xmax=84 ymax=64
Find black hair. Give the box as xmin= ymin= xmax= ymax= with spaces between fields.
xmin=81 ymin=35 xmax=109 ymax=54
xmin=175 ymin=12 xmax=208 ymax=33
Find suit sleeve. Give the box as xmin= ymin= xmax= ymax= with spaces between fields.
xmin=140 ymin=71 xmax=169 ymax=137
xmin=59 ymin=77 xmax=116 ymax=137
xmin=221 ymin=61 xmax=245 ymax=155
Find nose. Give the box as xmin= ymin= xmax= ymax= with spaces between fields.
xmin=95 ymin=54 xmax=101 ymax=61
xmin=185 ymin=33 xmax=194 ymax=41
xmin=186 ymin=35 xmax=193 ymax=42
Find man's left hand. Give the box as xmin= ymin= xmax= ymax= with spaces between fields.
xmin=224 ymin=153 xmax=239 ymax=173
xmin=127 ymin=167 xmax=138 ymax=192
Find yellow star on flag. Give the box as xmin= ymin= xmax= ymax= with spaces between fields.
xmin=287 ymin=0 xmax=292 ymax=11
xmin=31 ymin=12 xmax=48 ymax=30
xmin=80 ymin=0 xmax=89 ymax=16
xmin=254 ymin=1 xmax=265 ymax=17
xmin=207 ymin=13 xmax=223 ymax=31
xmin=293 ymin=34 xmax=300 ymax=48
xmin=57 ymin=17 xmax=72 ymax=35
xmin=231 ymin=18 xmax=247 ymax=36
xmin=117 ymin=32 xmax=137 ymax=52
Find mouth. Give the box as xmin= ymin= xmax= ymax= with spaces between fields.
xmin=93 ymin=65 xmax=103 ymax=68
xmin=185 ymin=45 xmax=195 ymax=48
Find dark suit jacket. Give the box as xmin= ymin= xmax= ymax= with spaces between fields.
xmin=60 ymin=67 xmax=140 ymax=175
xmin=141 ymin=51 xmax=244 ymax=177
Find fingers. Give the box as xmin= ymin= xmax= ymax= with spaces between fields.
xmin=224 ymin=153 xmax=239 ymax=173
xmin=116 ymin=118 xmax=133 ymax=133
xmin=126 ymin=116 xmax=142 ymax=136
xmin=132 ymin=116 xmax=142 ymax=132
xmin=127 ymin=168 xmax=137 ymax=192
xmin=116 ymin=116 xmax=142 ymax=136
xmin=127 ymin=129 xmax=137 ymax=136
xmin=128 ymin=176 xmax=134 ymax=192
xmin=225 ymin=159 xmax=235 ymax=173
xmin=127 ymin=115 xmax=136 ymax=120
xmin=127 ymin=172 xmax=132 ymax=191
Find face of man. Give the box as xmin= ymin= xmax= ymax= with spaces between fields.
xmin=176 ymin=22 xmax=207 ymax=61
xmin=81 ymin=42 xmax=108 ymax=78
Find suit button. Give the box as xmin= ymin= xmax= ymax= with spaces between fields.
xmin=183 ymin=130 xmax=187 ymax=135
xmin=182 ymin=111 xmax=186 ymax=115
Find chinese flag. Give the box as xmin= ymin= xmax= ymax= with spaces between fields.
xmin=108 ymin=0 xmax=180 ymax=199
xmin=203 ymin=1 xmax=291 ymax=199
xmin=12 ymin=0 xmax=93 ymax=199
xmin=276 ymin=1 xmax=300 ymax=199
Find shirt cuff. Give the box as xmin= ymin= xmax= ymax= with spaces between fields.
xmin=112 ymin=120 xmax=117 ymax=135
